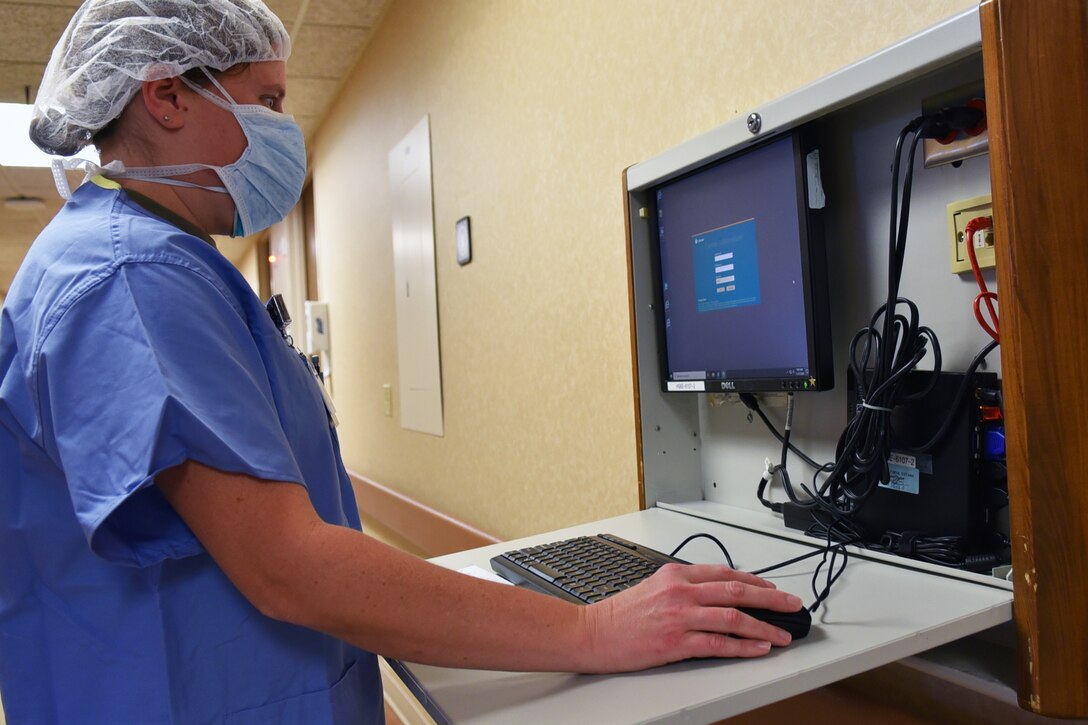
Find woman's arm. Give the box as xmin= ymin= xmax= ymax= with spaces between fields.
xmin=157 ymin=460 xmax=799 ymax=673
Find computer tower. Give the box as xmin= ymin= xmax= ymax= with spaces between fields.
xmin=845 ymin=369 xmax=1005 ymax=552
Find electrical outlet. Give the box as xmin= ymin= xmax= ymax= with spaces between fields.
xmin=948 ymin=194 xmax=995 ymax=275
xmin=382 ymin=383 xmax=393 ymax=417
xmin=921 ymin=82 xmax=988 ymax=168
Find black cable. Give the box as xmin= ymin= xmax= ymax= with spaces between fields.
xmin=670 ymin=533 xmax=735 ymax=569
xmin=753 ymin=393 xmax=838 ymax=513
xmin=669 ymin=530 xmax=851 ymax=612
xmin=736 ymin=109 xmax=1000 ymax=576
xmin=902 ymin=339 xmax=999 ymax=454
xmin=788 ymin=115 xmax=990 ymax=524
xmin=810 ymin=523 xmax=849 ymax=612
xmin=746 ymin=539 xmax=851 ymax=576
xmin=803 ymin=507 xmax=869 ymax=545
xmin=747 ymin=533 xmax=852 ymax=613
xmin=739 ymin=393 xmax=825 ymax=470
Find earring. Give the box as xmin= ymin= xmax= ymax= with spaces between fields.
xmin=163 ymin=115 xmax=171 ymax=122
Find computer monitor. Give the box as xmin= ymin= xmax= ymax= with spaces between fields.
xmin=652 ymin=130 xmax=833 ymax=393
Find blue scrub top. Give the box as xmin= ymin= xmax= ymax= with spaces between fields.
xmin=0 ymin=179 xmax=383 ymax=724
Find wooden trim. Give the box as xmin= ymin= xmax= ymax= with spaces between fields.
xmin=256 ymin=234 xmax=271 ymax=301
xmin=348 ymin=471 xmax=502 ymax=557
xmin=379 ymin=659 xmax=436 ymax=725
xmin=622 ymin=167 xmax=648 ymax=510
xmin=981 ymin=0 xmax=1088 ymax=717
xmin=302 ymin=183 xmax=319 ymax=301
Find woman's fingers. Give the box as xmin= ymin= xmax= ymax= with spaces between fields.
xmin=693 ymin=577 xmax=803 ymax=612
xmin=676 ymin=563 xmax=777 ymax=589
xmin=686 ymin=603 xmax=794 ymax=647
xmin=582 ymin=561 xmax=806 ymax=672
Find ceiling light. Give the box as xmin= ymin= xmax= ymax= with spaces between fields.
xmin=3 ymin=196 xmax=46 ymax=211
xmin=0 ymin=103 xmax=99 ymax=168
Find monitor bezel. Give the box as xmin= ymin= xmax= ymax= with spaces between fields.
xmin=649 ymin=128 xmax=834 ymax=394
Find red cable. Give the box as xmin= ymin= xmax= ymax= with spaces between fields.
xmin=964 ymin=216 xmax=999 ymax=342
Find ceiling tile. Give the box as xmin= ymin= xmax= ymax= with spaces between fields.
xmin=0 ymin=0 xmax=388 ymax=280
xmin=0 ymin=200 xmax=63 ymax=227
xmin=283 ymin=77 xmax=339 ymax=117
xmin=1 ymin=1 xmax=82 ymax=6
xmin=0 ymin=167 xmax=18 ymax=197
xmin=0 ymin=4 xmax=74 ymax=64
xmin=0 ymin=215 xmax=47 ymax=240
xmin=303 ymin=0 xmax=386 ymax=28
xmin=288 ymin=24 xmax=368 ymax=80
xmin=1 ymin=166 xmax=70 ymax=199
xmin=0 ymin=61 xmax=46 ymax=103
xmin=264 ymin=0 xmax=304 ymax=29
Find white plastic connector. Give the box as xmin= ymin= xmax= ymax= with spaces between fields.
xmin=762 ymin=457 xmax=775 ymax=483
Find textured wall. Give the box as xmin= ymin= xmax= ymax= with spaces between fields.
xmin=310 ymin=0 xmax=974 ymax=540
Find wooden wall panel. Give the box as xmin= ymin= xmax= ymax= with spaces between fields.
xmin=980 ymin=0 xmax=1088 ymax=716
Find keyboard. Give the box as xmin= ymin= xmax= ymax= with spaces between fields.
xmin=490 ymin=533 xmax=684 ymax=604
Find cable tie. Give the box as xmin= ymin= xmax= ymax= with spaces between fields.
xmin=860 ymin=399 xmax=894 ymax=412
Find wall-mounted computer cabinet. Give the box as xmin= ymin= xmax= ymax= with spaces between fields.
xmin=624 ymin=1 xmax=1088 ymax=718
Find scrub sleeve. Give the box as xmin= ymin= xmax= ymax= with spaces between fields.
xmin=38 ymin=257 xmax=305 ymax=565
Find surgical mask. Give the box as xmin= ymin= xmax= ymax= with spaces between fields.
xmin=52 ymin=70 xmax=306 ymax=238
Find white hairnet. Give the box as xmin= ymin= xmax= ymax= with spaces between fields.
xmin=31 ymin=0 xmax=291 ymax=156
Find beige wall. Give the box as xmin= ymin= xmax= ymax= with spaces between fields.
xmin=310 ymin=0 xmax=974 ymax=540
xmin=233 ymin=241 xmax=260 ymax=294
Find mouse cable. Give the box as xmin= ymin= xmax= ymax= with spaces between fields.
xmin=673 ymin=530 xmax=851 ymax=613
xmin=748 ymin=522 xmax=852 ymax=612
xmin=669 ymin=533 xmax=735 ymax=569
xmin=809 ymin=527 xmax=850 ymax=611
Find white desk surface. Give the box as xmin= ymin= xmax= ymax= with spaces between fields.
xmin=390 ymin=507 xmax=1013 ymax=724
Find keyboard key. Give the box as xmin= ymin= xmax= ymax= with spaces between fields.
xmin=527 ymin=562 xmax=563 ymax=583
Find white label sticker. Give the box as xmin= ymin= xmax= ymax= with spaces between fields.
xmin=806 ymin=149 xmax=826 ymax=209
xmin=879 ymin=462 xmax=920 ymax=495
xmin=667 ymin=381 xmax=706 ymax=392
xmin=888 ymin=451 xmax=916 ymax=469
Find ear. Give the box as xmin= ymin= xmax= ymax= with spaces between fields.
xmin=139 ymin=77 xmax=188 ymax=130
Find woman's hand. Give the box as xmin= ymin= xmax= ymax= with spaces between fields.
xmin=579 ymin=563 xmax=803 ymax=672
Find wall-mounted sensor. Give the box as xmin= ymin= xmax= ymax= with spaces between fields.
xmin=456 ymin=216 xmax=472 ymax=266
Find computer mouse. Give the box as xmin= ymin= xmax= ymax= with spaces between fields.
xmin=738 ymin=606 xmax=812 ymax=641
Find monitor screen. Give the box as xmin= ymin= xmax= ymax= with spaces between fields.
xmin=653 ymin=131 xmax=832 ymax=393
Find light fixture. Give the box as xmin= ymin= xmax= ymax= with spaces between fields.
xmin=0 ymin=102 xmax=99 ymax=168
xmin=3 ymin=196 xmax=46 ymax=211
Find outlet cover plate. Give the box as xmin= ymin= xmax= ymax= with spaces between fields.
xmin=948 ymin=194 xmax=994 ymax=275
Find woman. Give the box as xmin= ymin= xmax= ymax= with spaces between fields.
xmin=0 ymin=1 xmax=801 ymax=722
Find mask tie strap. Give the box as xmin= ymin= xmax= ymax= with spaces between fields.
xmin=112 ymin=162 xmax=229 ymax=193
xmin=183 ymin=69 xmax=285 ymax=118
xmin=50 ymin=158 xmax=73 ymax=200
xmin=179 ymin=71 xmax=237 ymax=112
xmin=50 ymin=157 xmax=126 ymax=200
xmin=201 ymin=69 xmax=238 ymax=106
xmin=115 ymin=175 xmax=229 ymax=194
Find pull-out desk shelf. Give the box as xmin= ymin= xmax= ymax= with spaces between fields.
xmin=391 ymin=506 xmax=1012 ymax=724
